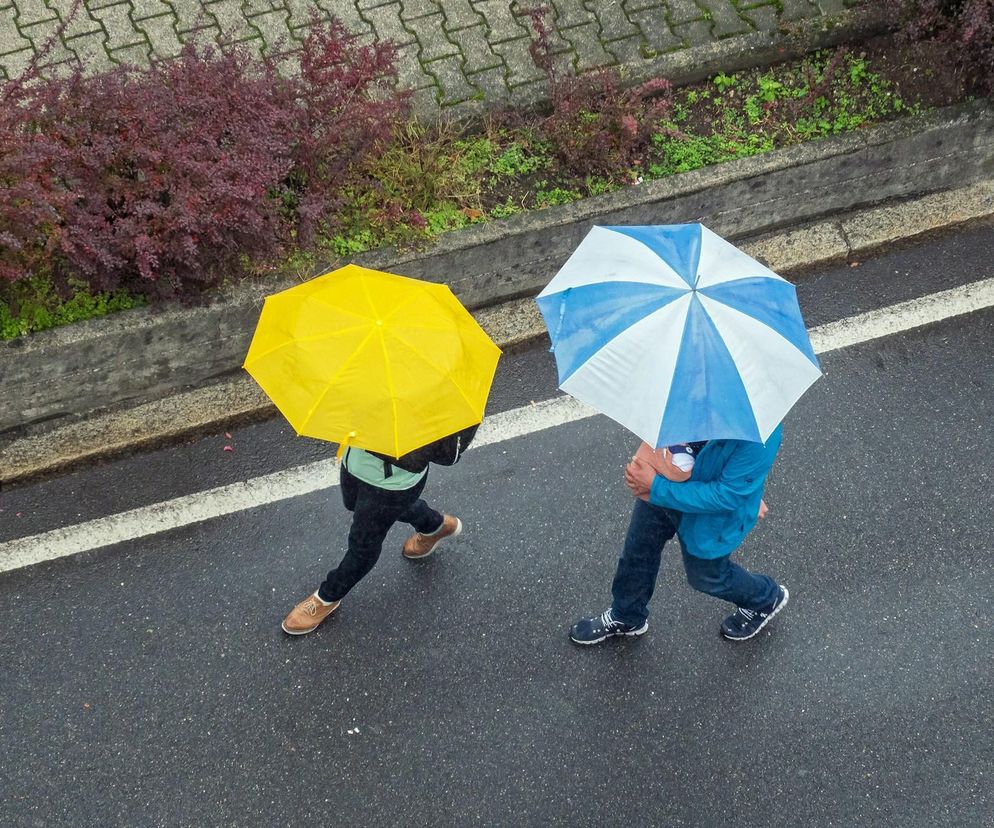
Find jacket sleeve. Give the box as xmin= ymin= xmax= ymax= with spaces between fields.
xmin=429 ymin=423 xmax=480 ymax=466
xmin=648 ymin=440 xmax=774 ymax=514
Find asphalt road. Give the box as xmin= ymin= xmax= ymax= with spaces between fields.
xmin=1 ymin=222 xmax=993 ymax=827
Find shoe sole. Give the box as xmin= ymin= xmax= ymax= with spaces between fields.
xmin=570 ymin=622 xmax=649 ymax=645
xmin=402 ymin=518 xmax=463 ymax=560
xmin=281 ymin=622 xmax=319 ymax=635
xmin=722 ymin=585 xmax=790 ymax=641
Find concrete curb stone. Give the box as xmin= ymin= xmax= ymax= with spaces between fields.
xmin=3 ymin=177 xmax=993 ymax=485
xmin=2 ymin=98 xmax=992 ymax=443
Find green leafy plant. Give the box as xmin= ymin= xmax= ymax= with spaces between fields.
xmin=713 ymin=72 xmax=737 ymax=92
xmin=1 ymin=276 xmax=143 ymax=340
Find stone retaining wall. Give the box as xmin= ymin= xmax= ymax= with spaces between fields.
xmin=1 ymin=100 xmax=992 ymax=439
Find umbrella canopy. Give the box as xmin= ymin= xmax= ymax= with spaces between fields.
xmin=536 ymin=224 xmax=821 ymax=446
xmin=244 ymin=264 xmax=501 ymax=457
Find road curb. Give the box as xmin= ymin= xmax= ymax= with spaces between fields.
xmin=2 ymin=99 xmax=992 ymax=447
xmin=3 ymin=178 xmax=992 ymax=485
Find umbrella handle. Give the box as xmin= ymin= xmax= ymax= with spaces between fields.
xmin=336 ymin=430 xmax=357 ymax=461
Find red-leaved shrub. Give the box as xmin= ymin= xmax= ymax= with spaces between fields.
xmin=525 ymin=6 xmax=674 ymax=180
xmin=886 ymin=0 xmax=994 ymax=94
xmin=290 ymin=18 xmax=411 ymax=246
xmin=45 ymin=46 xmax=298 ymax=300
xmin=0 ymin=70 xmax=68 ymax=284
xmin=0 ymin=19 xmax=409 ymax=302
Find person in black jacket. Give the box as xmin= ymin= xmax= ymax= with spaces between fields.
xmin=281 ymin=424 xmax=479 ymax=635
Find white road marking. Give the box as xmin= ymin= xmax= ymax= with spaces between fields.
xmin=808 ymin=277 xmax=994 ymax=354
xmin=3 ymin=277 xmax=994 ymax=574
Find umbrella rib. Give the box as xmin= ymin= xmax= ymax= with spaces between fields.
xmin=244 ymin=322 xmax=373 ymax=367
xmin=384 ymin=328 xmax=479 ymax=416
xmin=297 ymin=327 xmax=379 ymax=435
xmin=379 ymin=282 xmax=434 ymax=326
xmin=359 ymin=274 xmax=402 ymax=456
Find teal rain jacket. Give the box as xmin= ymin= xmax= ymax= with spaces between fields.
xmin=648 ymin=425 xmax=783 ymax=559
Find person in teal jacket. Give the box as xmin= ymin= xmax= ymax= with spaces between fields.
xmin=570 ymin=424 xmax=789 ymax=645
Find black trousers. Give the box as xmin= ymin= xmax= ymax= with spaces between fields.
xmin=318 ymin=467 xmax=443 ymax=602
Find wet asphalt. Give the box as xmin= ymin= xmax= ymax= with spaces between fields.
xmin=1 ymin=221 xmax=993 ymax=826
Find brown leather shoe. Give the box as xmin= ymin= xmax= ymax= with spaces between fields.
xmin=281 ymin=593 xmax=341 ymax=635
xmin=402 ymin=515 xmax=462 ymax=559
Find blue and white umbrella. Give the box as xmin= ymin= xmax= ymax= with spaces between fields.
xmin=536 ymin=224 xmax=822 ymax=446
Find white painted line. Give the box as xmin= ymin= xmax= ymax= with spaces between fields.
xmin=3 ymin=277 xmax=994 ymax=574
xmin=0 ymin=397 xmax=596 ymax=574
xmin=808 ymin=277 xmax=994 ymax=354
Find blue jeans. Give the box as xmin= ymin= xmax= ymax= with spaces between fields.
xmin=610 ymin=499 xmax=780 ymax=626
xmin=318 ymin=468 xmax=443 ymax=602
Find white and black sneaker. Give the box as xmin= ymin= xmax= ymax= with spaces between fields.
xmin=570 ymin=608 xmax=648 ymax=645
xmin=720 ymin=585 xmax=790 ymax=641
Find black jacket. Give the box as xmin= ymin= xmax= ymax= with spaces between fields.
xmin=370 ymin=423 xmax=480 ymax=475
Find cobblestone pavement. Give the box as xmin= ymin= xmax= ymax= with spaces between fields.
xmin=0 ymin=0 xmax=861 ymax=111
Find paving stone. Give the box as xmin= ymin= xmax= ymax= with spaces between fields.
xmin=489 ymin=36 xmax=544 ymax=86
xmin=249 ymin=8 xmax=295 ymax=53
xmin=311 ymin=0 xmax=373 ymax=32
xmin=204 ymin=0 xmax=258 ymax=41
xmin=90 ymin=3 xmax=148 ymax=51
xmin=19 ymin=18 xmax=74 ymax=57
xmin=65 ymin=30 xmax=115 ymax=70
xmin=779 ymin=0 xmax=819 ymax=21
xmin=464 ymin=63 xmax=508 ymax=100
xmin=399 ymin=0 xmax=437 ymax=20
xmin=629 ymin=7 xmax=681 ymax=53
xmin=318 ymin=0 xmax=373 ymax=34
xmin=664 ymin=0 xmax=706 ymax=24
xmin=406 ymin=12 xmax=459 ymax=59
xmin=165 ymin=0 xmax=214 ymax=33
xmin=621 ymin=0 xmax=664 ymax=12
xmin=0 ymin=7 xmax=32 ymax=53
xmin=473 ymin=0 xmax=529 ymax=43
xmin=131 ymin=0 xmax=175 ymax=21
xmin=586 ymin=0 xmax=638 ymax=40
xmin=136 ymin=12 xmax=185 ymax=56
xmin=741 ymin=3 xmax=779 ymax=32
xmin=528 ymin=19 xmax=573 ymax=56
xmin=0 ymin=47 xmax=35 ymax=79
xmin=697 ymin=0 xmax=751 ymax=37
xmin=672 ymin=17 xmax=712 ymax=45
xmin=48 ymin=0 xmax=104 ymax=37
xmin=549 ymin=0 xmax=593 ymax=29
xmin=437 ymin=0 xmax=481 ymax=31
xmin=506 ymin=76 xmax=545 ymax=107
xmin=393 ymin=41 xmax=433 ymax=87
xmin=357 ymin=0 xmax=392 ymax=7
xmin=177 ymin=22 xmax=223 ymax=46
xmin=411 ymin=84 xmax=439 ymax=110
xmin=12 ymin=0 xmax=56 ymax=25
xmin=361 ymin=2 xmax=416 ymax=45
xmin=424 ymin=53 xmax=477 ymax=103
xmin=284 ymin=0 xmax=322 ymax=29
xmin=453 ymin=21 xmax=502 ymax=73
xmin=242 ymin=0 xmax=275 ymax=15
xmin=561 ymin=20 xmax=615 ymax=70
xmin=110 ymin=41 xmax=153 ymax=66
xmin=602 ymin=32 xmax=647 ymax=64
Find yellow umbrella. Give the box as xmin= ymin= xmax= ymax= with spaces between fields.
xmin=243 ymin=264 xmax=501 ymax=458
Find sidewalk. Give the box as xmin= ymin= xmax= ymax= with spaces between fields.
xmin=1 ymin=0 xmax=862 ymax=111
